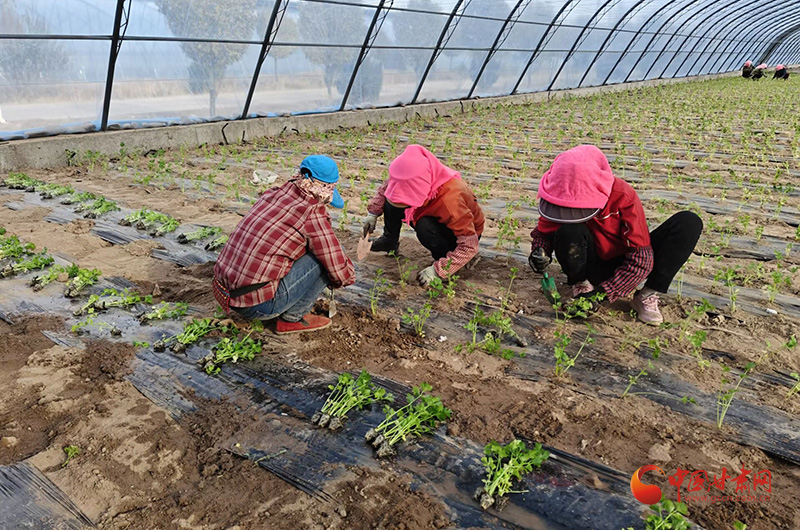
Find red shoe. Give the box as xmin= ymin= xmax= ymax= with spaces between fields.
xmin=275 ymin=314 xmax=331 ymax=335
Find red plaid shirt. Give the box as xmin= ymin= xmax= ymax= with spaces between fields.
xmin=214 ymin=181 xmax=355 ymax=308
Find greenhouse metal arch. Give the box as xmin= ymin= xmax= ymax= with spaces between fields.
xmin=1 ymin=0 xmax=799 ymax=141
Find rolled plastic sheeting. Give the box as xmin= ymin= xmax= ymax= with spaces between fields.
xmin=0 ymin=462 xmax=94 ymax=529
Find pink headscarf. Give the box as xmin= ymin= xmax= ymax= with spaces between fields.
xmin=538 ymin=145 xmax=614 ymax=209
xmin=744 ymin=61 xmax=752 ymax=67
xmin=385 ymin=145 xmax=460 ymax=223
xmin=776 ymin=64 xmax=785 ymax=70
xmin=757 ymin=63 xmax=768 ymax=69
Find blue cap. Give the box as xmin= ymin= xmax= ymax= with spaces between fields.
xmin=300 ymin=155 xmax=344 ymax=208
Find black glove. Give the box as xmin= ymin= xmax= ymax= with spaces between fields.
xmin=528 ymin=248 xmax=551 ymax=274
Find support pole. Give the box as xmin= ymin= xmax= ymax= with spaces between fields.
xmin=100 ymin=0 xmax=129 ymax=131
xmin=241 ymin=0 xmax=290 ymax=120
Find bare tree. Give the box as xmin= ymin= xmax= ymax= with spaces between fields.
xmin=392 ymin=0 xmax=440 ymax=77
xmin=297 ymin=2 xmax=367 ymax=98
xmin=0 ymin=0 xmax=70 ymax=88
xmin=268 ymin=17 xmax=298 ymax=81
xmin=158 ymin=0 xmax=257 ymax=115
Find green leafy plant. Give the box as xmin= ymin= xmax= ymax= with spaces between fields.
xmin=622 ymin=497 xmax=691 ymax=530
xmin=38 ymin=183 xmax=74 ymax=199
xmin=200 ymin=335 xmax=261 ymax=374
xmin=0 ymin=251 xmax=53 ymax=278
xmin=688 ymin=330 xmax=710 ymax=371
xmin=495 ymin=202 xmax=521 ymax=251
xmin=138 ymin=301 xmax=189 ymax=323
xmin=62 ymin=445 xmax=80 ymax=468
xmin=368 ymin=268 xmax=391 ymax=318
xmin=554 ymin=322 xmax=596 ymax=377
xmin=30 ymin=263 xmax=78 ymax=291
xmin=3 ymin=172 xmax=40 ymax=189
xmin=402 ymin=300 xmax=432 ymax=337
xmin=716 ymin=336 xmax=795 ymax=428
xmin=205 ymin=234 xmax=229 ymax=251
xmin=475 ymin=439 xmax=550 ymax=511
xmin=787 ymin=372 xmax=800 ymax=400
xmin=312 ymin=370 xmax=393 ymax=430
xmin=0 ymin=234 xmax=36 ymax=260
xmin=91 ymin=288 xmax=153 ymax=311
xmin=177 ymin=225 xmax=222 ymax=244
xmin=621 ymin=338 xmax=664 ymax=398
xmin=60 ymin=191 xmax=96 ymax=206
xmin=365 ymin=382 xmax=451 ymax=458
xmin=64 ymin=268 xmax=101 ymax=298
xmin=81 ymin=197 xmax=119 ymax=218
xmin=714 ymin=267 xmax=740 ymax=312
xmin=389 ymin=250 xmax=417 ymax=288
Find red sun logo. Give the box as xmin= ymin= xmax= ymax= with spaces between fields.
xmin=631 ymin=465 xmax=666 ymax=504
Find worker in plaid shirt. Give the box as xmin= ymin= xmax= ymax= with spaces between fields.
xmin=213 ymin=155 xmax=355 ymax=334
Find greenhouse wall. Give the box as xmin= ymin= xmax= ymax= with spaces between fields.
xmin=1 ymin=0 xmax=799 ymax=142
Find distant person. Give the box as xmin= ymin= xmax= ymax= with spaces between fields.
xmin=751 ymin=64 xmax=767 ymax=80
xmin=742 ymin=60 xmax=753 ymax=78
xmin=363 ymin=145 xmax=484 ymax=287
xmin=528 ymin=145 xmax=703 ymax=325
xmin=213 ymin=156 xmax=355 ymax=334
xmin=773 ymin=65 xmax=789 ymax=80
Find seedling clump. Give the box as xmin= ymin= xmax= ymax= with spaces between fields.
xmin=365 ymin=382 xmax=451 ymax=458
xmin=138 ymin=301 xmax=189 ymax=323
xmin=64 ymin=268 xmax=102 ymax=298
xmin=312 ymin=370 xmax=393 ymax=430
xmin=200 ymin=335 xmax=261 ymax=374
xmin=368 ymin=268 xmax=391 ymax=318
xmin=0 ymin=251 xmax=54 ymax=278
xmin=62 ymin=445 xmax=81 ymax=468
xmin=475 ymin=439 xmax=550 ymax=511
xmin=177 ymin=225 xmax=222 ymax=244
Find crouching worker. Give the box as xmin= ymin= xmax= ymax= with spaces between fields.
xmin=362 ymin=145 xmax=484 ymax=287
xmin=213 ymin=155 xmax=355 ymax=334
xmin=742 ymin=60 xmax=753 ymax=78
xmin=774 ymin=65 xmax=789 ymax=80
xmin=751 ymin=64 xmax=766 ymax=80
xmin=528 ymin=145 xmax=702 ymax=325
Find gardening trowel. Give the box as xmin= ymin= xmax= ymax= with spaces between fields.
xmin=541 ymin=272 xmax=560 ymax=307
xmin=328 ymin=288 xmax=337 ymax=318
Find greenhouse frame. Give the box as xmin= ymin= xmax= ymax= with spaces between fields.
xmin=1 ymin=0 xmax=799 ymax=140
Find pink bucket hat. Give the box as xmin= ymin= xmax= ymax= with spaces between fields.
xmin=538 ymin=145 xmax=614 ymax=223
xmin=757 ymin=63 xmax=768 ymax=69
xmin=776 ymin=64 xmax=785 ymax=70
xmin=385 ymin=145 xmax=460 ymax=223
xmin=744 ymin=60 xmax=752 ymax=67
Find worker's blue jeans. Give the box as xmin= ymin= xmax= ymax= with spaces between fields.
xmin=232 ymin=253 xmax=329 ymax=322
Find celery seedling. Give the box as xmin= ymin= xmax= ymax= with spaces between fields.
xmin=205 ymin=234 xmax=229 ymax=251
xmin=365 ymin=383 xmax=451 ymax=458
xmin=64 ymin=268 xmax=101 ymax=298
xmin=475 ymin=439 xmax=549 ymax=511
xmin=200 ymin=335 xmax=261 ymax=374
xmin=312 ymin=370 xmax=393 ymax=430
xmin=138 ymin=301 xmax=189 ymax=323
xmin=368 ymin=269 xmax=391 ymax=318
xmin=0 ymin=235 xmax=36 ymax=260
xmin=554 ymin=323 xmax=596 ymax=377
xmin=177 ymin=226 xmax=222 ymax=244
xmin=82 ymin=197 xmax=119 ymax=218
xmin=61 ymin=445 xmax=80 ymax=468
xmin=0 ymin=251 xmax=53 ymax=278
xmin=787 ymin=372 xmax=800 ymax=399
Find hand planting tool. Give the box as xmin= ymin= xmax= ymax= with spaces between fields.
xmin=328 ymin=288 xmax=337 ymax=318
xmin=541 ymin=272 xmax=560 ymax=306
